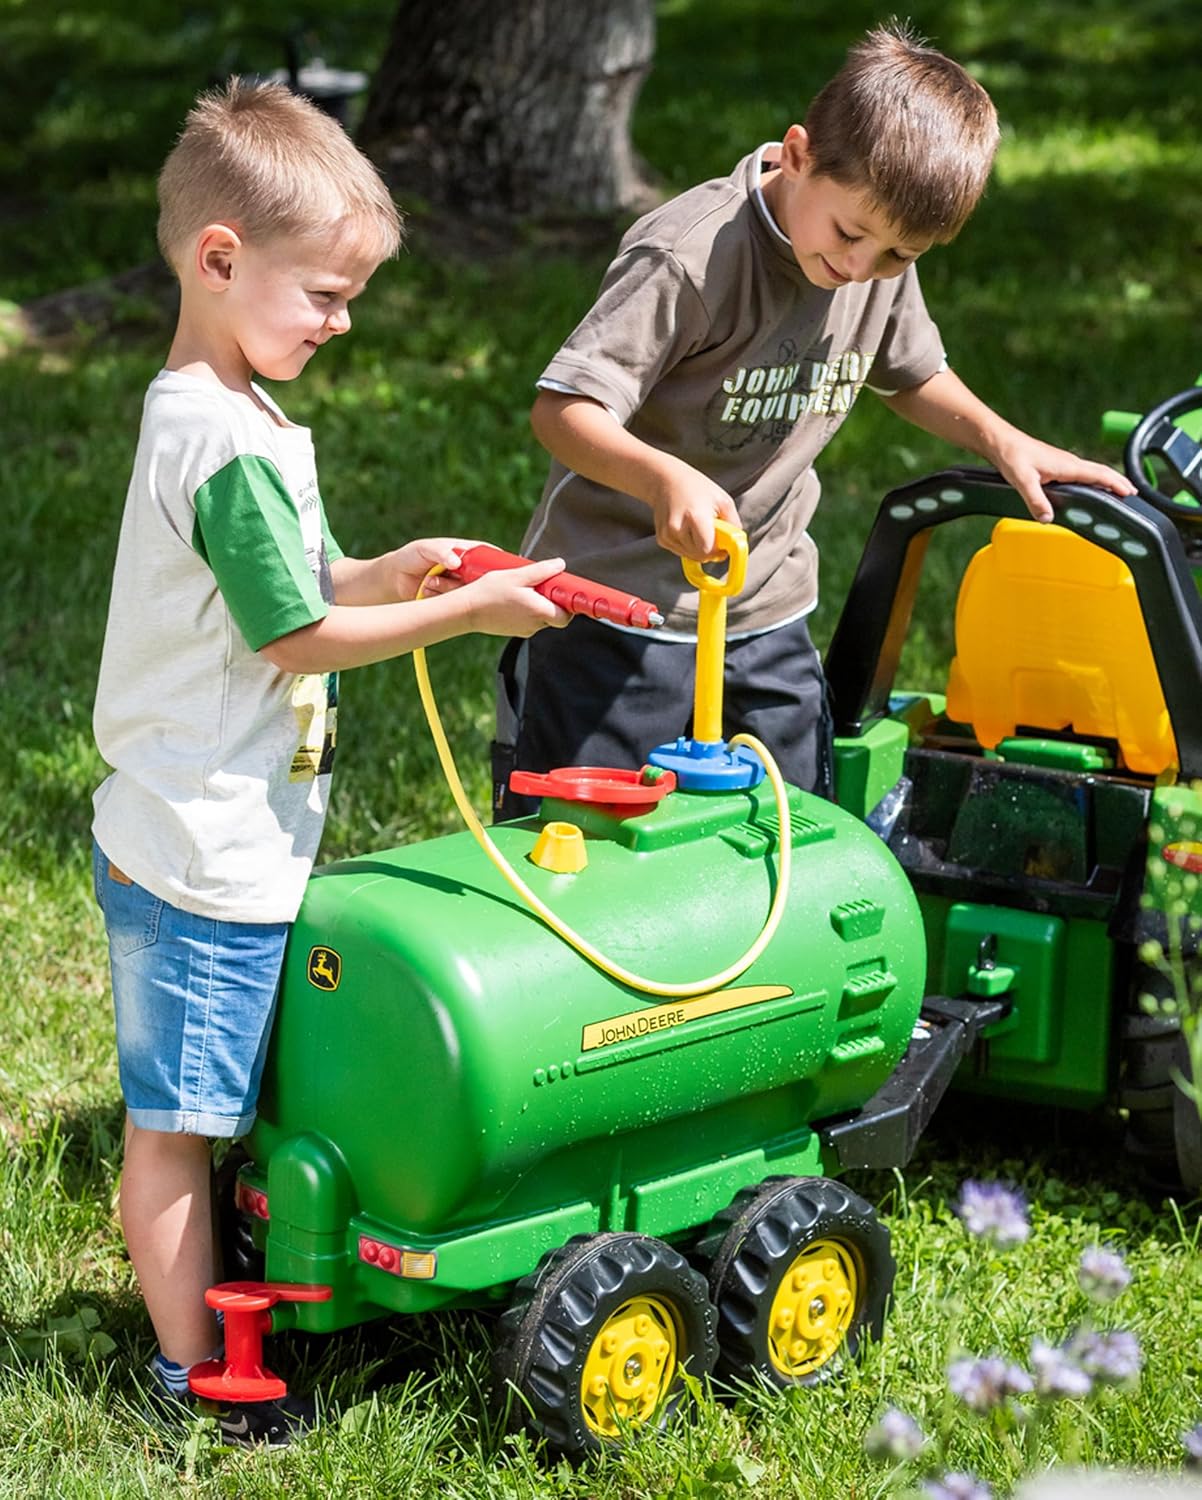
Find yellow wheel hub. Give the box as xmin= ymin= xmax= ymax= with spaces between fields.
xmin=580 ymin=1295 xmax=679 ymax=1437
xmin=766 ymin=1238 xmax=859 ymax=1378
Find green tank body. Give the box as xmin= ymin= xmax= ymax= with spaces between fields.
xmin=246 ymin=780 xmax=925 ymax=1328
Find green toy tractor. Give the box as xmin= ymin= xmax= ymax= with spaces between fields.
xmin=825 ymin=383 xmax=1202 ymax=1193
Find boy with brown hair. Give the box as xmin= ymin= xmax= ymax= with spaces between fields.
xmin=496 ymin=21 xmax=1133 ymax=812
xmin=92 ymin=78 xmax=566 ymax=1446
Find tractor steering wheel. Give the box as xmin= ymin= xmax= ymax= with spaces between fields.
xmin=1124 ymin=385 xmax=1202 ymax=524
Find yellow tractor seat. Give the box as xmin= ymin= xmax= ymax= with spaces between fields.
xmin=945 ymin=519 xmax=1177 ymax=776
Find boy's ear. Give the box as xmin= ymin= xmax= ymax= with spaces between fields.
xmin=778 ymin=124 xmax=813 ymax=181
xmin=194 ymin=223 xmax=243 ymax=292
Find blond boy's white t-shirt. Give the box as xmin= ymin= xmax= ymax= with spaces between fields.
xmin=93 ymin=370 xmax=342 ymax=923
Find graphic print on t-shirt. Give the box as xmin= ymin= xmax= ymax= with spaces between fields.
xmin=291 ymin=477 xmax=339 ymax=780
xmin=704 ymin=339 xmax=876 ymax=452
xmin=290 ymin=671 xmax=338 ymax=780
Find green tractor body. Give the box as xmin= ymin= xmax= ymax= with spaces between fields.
xmin=826 ymin=466 xmax=1202 ymax=1181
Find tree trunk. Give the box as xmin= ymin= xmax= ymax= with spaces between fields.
xmin=359 ymin=0 xmax=657 ymax=221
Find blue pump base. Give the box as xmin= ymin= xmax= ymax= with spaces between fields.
xmin=647 ymin=736 xmax=766 ymax=791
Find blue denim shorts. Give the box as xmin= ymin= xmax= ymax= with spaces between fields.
xmin=92 ymin=842 xmax=289 ymax=1137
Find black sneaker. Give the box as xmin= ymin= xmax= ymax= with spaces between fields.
xmin=215 ymin=1391 xmax=316 ymax=1449
xmin=140 ymin=1375 xmax=203 ymax=1432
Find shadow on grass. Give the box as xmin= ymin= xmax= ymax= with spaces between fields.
xmin=853 ymin=1088 xmax=1200 ymax=1243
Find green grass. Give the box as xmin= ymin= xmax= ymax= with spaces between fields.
xmin=3 ymin=0 xmax=1202 ymax=1492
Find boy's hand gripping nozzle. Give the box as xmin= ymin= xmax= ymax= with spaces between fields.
xmin=451 ymin=545 xmax=664 ymax=629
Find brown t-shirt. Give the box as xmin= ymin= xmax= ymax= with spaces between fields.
xmin=522 ymin=144 xmax=946 ymax=636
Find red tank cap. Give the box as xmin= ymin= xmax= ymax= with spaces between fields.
xmin=509 ymin=764 xmax=676 ymax=813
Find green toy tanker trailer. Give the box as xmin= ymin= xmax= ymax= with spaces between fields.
xmin=197 ymin=525 xmax=1003 ymax=1459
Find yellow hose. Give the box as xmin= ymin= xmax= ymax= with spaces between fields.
xmin=412 ymin=570 xmax=792 ymax=998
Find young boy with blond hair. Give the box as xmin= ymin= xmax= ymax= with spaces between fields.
xmin=91 ymin=78 xmax=567 ymax=1446
xmin=496 ymin=21 xmax=1133 ymax=812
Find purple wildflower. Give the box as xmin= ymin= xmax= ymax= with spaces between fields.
xmin=864 ymin=1405 xmax=926 ymax=1461
xmin=1075 ymin=1328 xmax=1142 ymax=1385
xmin=955 ymin=1180 xmax=1030 ymax=1248
xmin=1030 ymin=1337 xmax=1093 ymax=1400
xmin=1183 ymin=1422 xmax=1202 ymax=1468
xmin=923 ymin=1473 xmax=993 ymax=1500
xmin=1077 ymin=1245 xmax=1132 ymax=1303
xmin=947 ymin=1355 xmax=1033 ymax=1412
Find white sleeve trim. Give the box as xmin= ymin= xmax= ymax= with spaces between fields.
xmin=867 ymin=352 xmax=949 ymax=398
xmin=534 ymin=377 xmax=621 ymax=423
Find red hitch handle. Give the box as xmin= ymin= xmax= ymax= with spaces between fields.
xmin=187 ymin=1280 xmax=332 ymax=1404
xmin=451 ymin=544 xmax=664 ymax=629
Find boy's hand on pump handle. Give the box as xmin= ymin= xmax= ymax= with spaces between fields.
xmin=649 ymin=462 xmax=742 ymax=563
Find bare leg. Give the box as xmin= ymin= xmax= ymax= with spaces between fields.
xmin=121 ymin=1116 xmax=220 ymax=1366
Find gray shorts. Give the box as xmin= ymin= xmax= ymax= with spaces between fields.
xmin=492 ymin=614 xmax=832 ymax=821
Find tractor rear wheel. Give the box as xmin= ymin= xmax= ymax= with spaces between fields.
xmin=493 ymin=1231 xmax=718 ymax=1461
xmin=1120 ymin=964 xmax=1202 ymax=1195
xmin=213 ymin=1143 xmax=265 ymax=1282
xmin=697 ymin=1175 xmax=894 ymax=1390
xmin=1120 ymin=1014 xmax=1202 ymax=1194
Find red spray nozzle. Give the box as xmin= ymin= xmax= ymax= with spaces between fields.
xmin=451 ymin=545 xmax=664 ymax=629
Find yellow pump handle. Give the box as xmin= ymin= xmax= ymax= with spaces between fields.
xmin=681 ymin=520 xmax=748 ymax=744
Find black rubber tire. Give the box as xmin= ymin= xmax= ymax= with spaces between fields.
xmin=1119 ymin=978 xmax=1202 ymax=1194
xmin=696 ymin=1175 xmax=894 ymax=1391
xmin=213 ymin=1143 xmax=265 ymax=1282
xmin=492 ymin=1232 xmax=718 ymax=1462
xmin=1120 ymin=1011 xmax=1183 ymax=1091
xmin=1172 ymin=1050 xmax=1202 ymax=1192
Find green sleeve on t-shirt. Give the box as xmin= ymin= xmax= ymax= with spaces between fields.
xmin=191 ymin=454 xmax=333 ymax=651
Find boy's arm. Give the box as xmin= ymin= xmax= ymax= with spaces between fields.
xmin=260 ymin=553 xmax=568 ymax=675
xmin=531 ymin=389 xmax=740 ymax=561
xmin=880 ymin=367 xmax=1134 ymax=522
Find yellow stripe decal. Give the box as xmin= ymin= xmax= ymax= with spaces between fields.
xmin=581 ymin=984 xmax=794 ymax=1052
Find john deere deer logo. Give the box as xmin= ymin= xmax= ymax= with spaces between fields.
xmin=307 ymin=946 xmax=342 ymax=991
